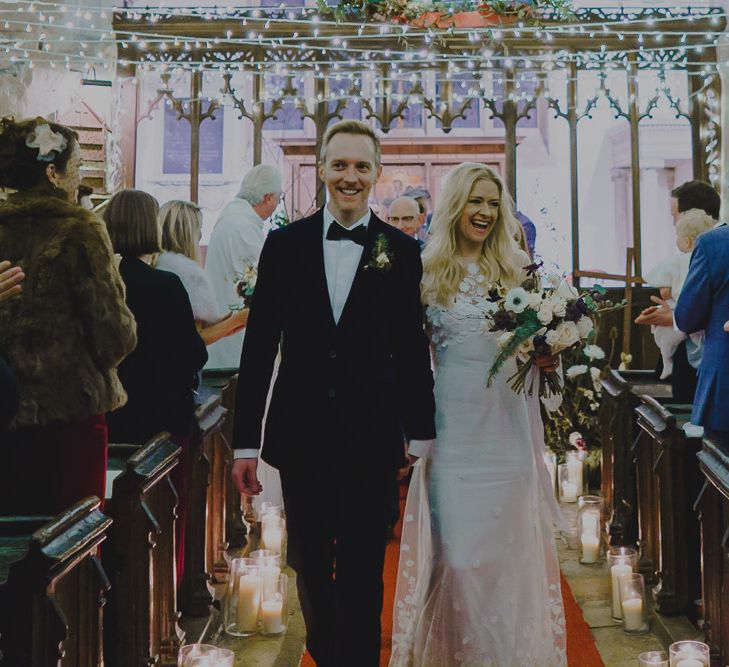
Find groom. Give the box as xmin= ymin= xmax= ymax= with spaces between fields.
xmin=231 ymin=120 xmax=436 ymax=666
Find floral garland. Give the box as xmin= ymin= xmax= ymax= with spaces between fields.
xmin=316 ymin=0 xmax=572 ymax=24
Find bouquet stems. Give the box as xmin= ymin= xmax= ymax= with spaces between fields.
xmin=506 ymin=359 xmax=563 ymax=396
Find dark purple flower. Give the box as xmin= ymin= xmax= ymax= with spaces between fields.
xmin=524 ymin=260 xmax=543 ymax=276
xmin=533 ymin=334 xmax=550 ymax=356
xmin=492 ymin=310 xmax=517 ymax=331
xmin=521 ymin=277 xmax=536 ymax=292
xmin=487 ymin=287 xmax=501 ymax=303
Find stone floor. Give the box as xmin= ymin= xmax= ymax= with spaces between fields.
xmin=192 ymin=504 xmax=700 ymax=667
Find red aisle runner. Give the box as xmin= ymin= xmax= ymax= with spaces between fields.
xmin=302 ymin=496 xmax=604 ymax=667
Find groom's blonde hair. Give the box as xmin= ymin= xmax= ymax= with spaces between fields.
xmin=422 ymin=163 xmax=528 ymax=306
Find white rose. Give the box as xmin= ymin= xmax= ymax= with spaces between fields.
xmin=551 ymin=297 xmax=567 ymax=318
xmin=498 ymin=331 xmax=515 ymax=347
xmin=568 ymin=431 xmax=583 ymax=447
xmin=537 ymin=304 xmax=553 ymax=325
xmin=590 ymin=366 xmax=602 ymax=392
xmin=566 ymin=364 xmax=588 ymax=380
xmin=516 ymin=337 xmax=534 ymax=361
xmin=545 ymin=321 xmax=580 ymax=353
xmin=505 ymin=287 xmax=529 ymax=313
xmin=546 ymin=273 xmax=562 ymax=289
xmin=556 ymin=280 xmax=579 ymax=301
xmin=584 ymin=344 xmax=605 ymax=360
xmin=376 ymin=252 xmax=390 ymax=266
xmin=541 ymin=391 xmax=563 ymax=412
xmin=576 ymin=316 xmax=594 ymax=338
xmin=528 ymin=292 xmax=543 ymax=309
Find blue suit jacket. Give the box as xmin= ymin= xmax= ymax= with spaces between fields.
xmin=675 ymin=225 xmax=729 ymax=432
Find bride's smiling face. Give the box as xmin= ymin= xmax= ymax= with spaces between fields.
xmin=455 ymin=179 xmax=501 ymax=251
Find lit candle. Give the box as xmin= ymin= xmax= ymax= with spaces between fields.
xmin=675 ymin=660 xmax=705 ymax=667
xmin=610 ymin=563 xmax=632 ymax=618
xmin=262 ymin=526 xmax=284 ymax=554
xmin=236 ymin=572 xmax=262 ymax=632
xmin=261 ymin=511 xmax=280 ymax=533
xmin=621 ymin=597 xmax=643 ymax=631
xmin=567 ymin=458 xmax=584 ymax=495
xmin=261 ymin=599 xmax=284 ymax=634
xmin=562 ymin=481 xmax=578 ymax=503
xmin=580 ymin=533 xmax=600 ymax=563
xmin=261 ymin=564 xmax=281 ymax=599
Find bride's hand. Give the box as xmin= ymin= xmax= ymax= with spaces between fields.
xmin=534 ymin=354 xmax=560 ymax=373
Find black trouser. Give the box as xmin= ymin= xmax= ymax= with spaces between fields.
xmin=280 ymin=462 xmax=396 ymax=667
xmin=666 ymin=339 xmax=699 ymax=404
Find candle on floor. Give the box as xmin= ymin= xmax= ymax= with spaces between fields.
xmin=561 ymin=481 xmax=578 ymax=503
xmin=261 ymin=598 xmax=285 ymax=634
xmin=610 ymin=563 xmax=632 ymax=618
xmin=566 ymin=458 xmax=584 ymax=495
xmin=580 ymin=533 xmax=600 ymax=563
xmin=236 ymin=572 xmax=262 ymax=633
xmin=621 ymin=597 xmax=643 ymax=631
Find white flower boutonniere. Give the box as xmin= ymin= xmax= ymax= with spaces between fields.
xmin=365 ymin=233 xmax=394 ymax=272
xmin=26 ymin=123 xmax=68 ymax=162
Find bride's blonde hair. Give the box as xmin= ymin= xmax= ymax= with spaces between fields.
xmin=422 ymin=162 xmax=528 ymax=306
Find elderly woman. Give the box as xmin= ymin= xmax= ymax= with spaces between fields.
xmin=155 ymin=199 xmax=248 ymax=344
xmin=103 ymin=189 xmax=208 ymax=581
xmin=0 ymin=117 xmax=137 ymax=514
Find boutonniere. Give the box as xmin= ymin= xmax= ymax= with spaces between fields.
xmin=365 ymin=233 xmax=394 ymax=272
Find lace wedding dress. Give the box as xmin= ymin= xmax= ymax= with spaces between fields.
xmin=390 ymin=264 xmax=567 ymax=667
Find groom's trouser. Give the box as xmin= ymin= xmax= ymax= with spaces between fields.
xmin=280 ymin=462 xmax=396 ymax=667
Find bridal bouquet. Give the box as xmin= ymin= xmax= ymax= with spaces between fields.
xmin=486 ymin=268 xmax=624 ymax=397
xmin=230 ymin=262 xmax=257 ymax=311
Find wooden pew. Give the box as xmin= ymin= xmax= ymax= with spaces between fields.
xmin=599 ymin=369 xmax=671 ymax=550
xmin=696 ymin=435 xmax=729 ymax=665
xmin=178 ymin=393 xmax=228 ymax=617
xmin=202 ymin=370 xmax=247 ymax=550
xmin=103 ymin=435 xmax=183 ymax=666
xmin=0 ymin=497 xmax=111 ymax=666
xmin=635 ymin=398 xmax=702 ymax=618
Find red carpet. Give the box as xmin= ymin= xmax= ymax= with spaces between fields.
xmin=302 ymin=490 xmax=604 ymax=667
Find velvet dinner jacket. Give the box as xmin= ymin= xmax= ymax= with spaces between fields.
xmin=232 ymin=209 xmax=436 ymax=471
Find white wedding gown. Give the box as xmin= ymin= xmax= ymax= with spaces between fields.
xmin=390 ymin=266 xmax=567 ymax=667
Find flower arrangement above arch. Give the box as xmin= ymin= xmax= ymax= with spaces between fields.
xmin=316 ymin=0 xmax=573 ymax=26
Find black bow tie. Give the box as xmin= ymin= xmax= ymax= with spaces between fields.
xmin=326 ymin=222 xmax=367 ymax=246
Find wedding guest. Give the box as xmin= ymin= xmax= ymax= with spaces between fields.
xmin=387 ymin=196 xmax=425 ymax=250
xmin=0 ymin=261 xmax=23 ymax=430
xmin=675 ymin=223 xmax=729 ymax=443
xmin=205 ymin=164 xmax=282 ymax=369
xmin=0 ymin=260 xmax=23 ymax=302
xmin=156 ymin=200 xmax=249 ymax=344
xmin=404 ymin=185 xmax=432 ymax=241
xmin=104 ymin=190 xmax=208 ymax=582
xmin=77 ymin=183 xmax=94 ymax=210
xmin=0 ymin=117 xmax=136 ymax=514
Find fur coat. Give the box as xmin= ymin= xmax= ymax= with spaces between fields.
xmin=0 ymin=191 xmax=137 ymax=429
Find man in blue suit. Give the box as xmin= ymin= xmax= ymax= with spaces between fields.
xmin=675 ymin=225 xmax=729 ymax=441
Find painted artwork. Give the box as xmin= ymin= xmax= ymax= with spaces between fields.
xmin=162 ymin=102 xmax=223 ymax=175
xmin=371 ymin=164 xmax=427 ymax=217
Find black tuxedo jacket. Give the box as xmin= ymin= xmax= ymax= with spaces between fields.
xmin=233 ymin=209 xmax=436 ymax=471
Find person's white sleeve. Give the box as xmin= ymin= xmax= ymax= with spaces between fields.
xmin=408 ymin=439 xmax=434 ymax=459
xmin=234 ymin=448 xmax=260 ymax=459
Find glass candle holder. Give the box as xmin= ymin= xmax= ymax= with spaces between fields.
xmin=261 ymin=514 xmax=287 ymax=558
xmin=224 ymin=558 xmax=262 ymax=637
xmin=559 ymin=464 xmax=578 ymax=503
xmin=618 ymin=572 xmax=648 ymax=634
xmin=638 ymin=651 xmax=668 ymax=666
xmin=543 ymin=449 xmax=557 ymax=495
xmin=607 ymin=546 xmax=638 ymax=621
xmin=260 ymin=572 xmax=289 ymax=636
xmin=178 ymin=644 xmax=234 ymax=666
xmin=566 ymin=449 xmax=586 ymax=495
xmin=578 ymin=496 xmax=603 ymax=564
xmin=250 ymin=550 xmax=282 ymax=601
xmin=669 ymin=641 xmax=710 ymax=666
xmin=258 ymin=502 xmax=284 ymax=521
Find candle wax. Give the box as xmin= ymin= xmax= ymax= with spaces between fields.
xmin=621 ymin=597 xmax=644 ymax=631
xmin=610 ymin=563 xmax=632 ymax=618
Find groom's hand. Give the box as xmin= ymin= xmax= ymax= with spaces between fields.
xmin=232 ymin=458 xmax=263 ymax=496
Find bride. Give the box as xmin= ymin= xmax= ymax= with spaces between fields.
xmin=390 ymin=163 xmax=567 ymax=667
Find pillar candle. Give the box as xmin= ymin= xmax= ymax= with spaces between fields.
xmin=621 ymin=597 xmax=643 ymax=631
xmin=567 ymin=458 xmax=584 ymax=495
xmin=262 ymin=526 xmax=284 ymax=554
xmin=674 ymin=660 xmax=705 ymax=667
xmin=561 ymin=481 xmax=578 ymax=503
xmin=581 ymin=533 xmax=600 ymax=563
xmin=610 ymin=563 xmax=632 ymax=618
xmin=236 ymin=573 xmax=262 ymax=632
xmin=261 ymin=599 xmax=284 ymax=634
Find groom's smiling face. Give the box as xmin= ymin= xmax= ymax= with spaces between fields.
xmin=319 ymin=132 xmax=381 ymax=225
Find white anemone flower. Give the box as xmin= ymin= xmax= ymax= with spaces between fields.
xmin=505 ymin=287 xmax=529 ymax=313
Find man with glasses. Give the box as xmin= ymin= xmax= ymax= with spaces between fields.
xmin=387 ymin=195 xmax=425 ymax=249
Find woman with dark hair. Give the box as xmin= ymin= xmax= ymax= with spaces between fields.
xmin=103 ymin=189 xmax=208 ymax=581
xmin=0 ymin=117 xmax=137 ymax=514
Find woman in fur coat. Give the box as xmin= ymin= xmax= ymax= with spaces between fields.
xmin=0 ymin=117 xmax=137 ymax=514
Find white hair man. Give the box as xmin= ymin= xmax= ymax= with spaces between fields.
xmin=387 ymin=196 xmax=423 ymax=239
xmin=205 ymin=164 xmax=282 ymax=368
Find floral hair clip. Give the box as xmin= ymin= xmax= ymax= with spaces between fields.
xmin=25 ymin=124 xmax=67 ymax=162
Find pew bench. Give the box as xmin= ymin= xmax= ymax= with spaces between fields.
xmin=0 ymin=498 xmax=111 ymax=666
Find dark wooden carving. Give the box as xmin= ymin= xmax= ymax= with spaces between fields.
xmin=697 ymin=436 xmax=729 ymax=666
xmin=635 ymin=397 xmax=702 ymax=616
xmin=104 ymin=435 xmax=183 ymax=666
xmin=0 ymin=497 xmax=111 ymax=666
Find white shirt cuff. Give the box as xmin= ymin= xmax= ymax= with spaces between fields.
xmin=234 ymin=449 xmax=260 ymax=460
xmin=408 ymin=439 xmax=433 ymax=459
